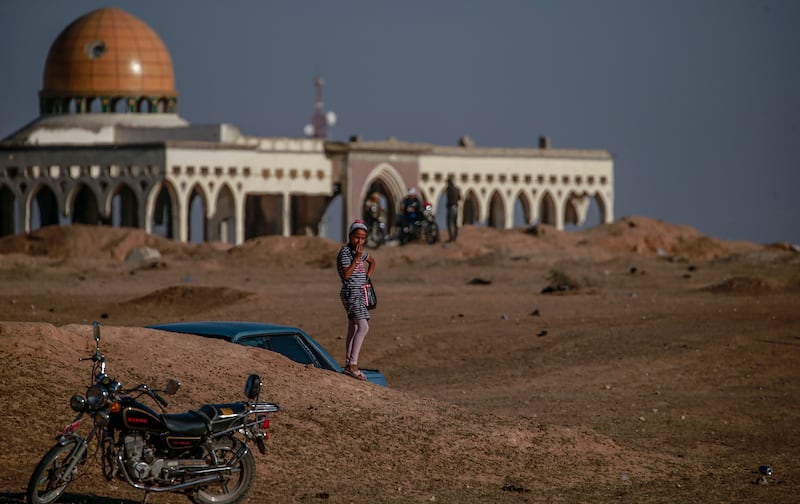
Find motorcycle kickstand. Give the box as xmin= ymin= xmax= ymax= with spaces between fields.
xmin=141 ymin=491 xmax=151 ymax=504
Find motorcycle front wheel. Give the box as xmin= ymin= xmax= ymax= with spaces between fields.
xmin=192 ymin=436 xmax=255 ymax=504
xmin=366 ymin=223 xmax=384 ymax=249
xmin=423 ymin=221 xmax=439 ymax=244
xmin=26 ymin=441 xmax=82 ymax=504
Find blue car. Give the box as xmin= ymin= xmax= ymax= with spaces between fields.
xmin=146 ymin=321 xmax=387 ymax=387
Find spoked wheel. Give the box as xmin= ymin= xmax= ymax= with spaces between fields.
xmin=366 ymin=223 xmax=385 ymax=249
xmin=192 ymin=437 xmax=255 ymax=504
xmin=423 ymin=221 xmax=439 ymax=244
xmin=26 ymin=441 xmax=82 ymax=504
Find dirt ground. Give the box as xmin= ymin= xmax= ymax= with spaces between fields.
xmin=0 ymin=217 xmax=798 ymax=503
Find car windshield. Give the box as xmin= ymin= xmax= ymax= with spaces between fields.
xmin=239 ymin=334 xmax=320 ymax=367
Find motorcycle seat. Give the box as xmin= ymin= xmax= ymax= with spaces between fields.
xmin=160 ymin=411 xmax=210 ymax=436
xmin=196 ymin=403 xmax=248 ymax=433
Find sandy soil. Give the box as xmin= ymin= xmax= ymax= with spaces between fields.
xmin=0 ymin=217 xmax=798 ymax=503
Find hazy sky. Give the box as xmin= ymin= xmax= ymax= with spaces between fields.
xmin=1 ymin=0 xmax=798 ymax=245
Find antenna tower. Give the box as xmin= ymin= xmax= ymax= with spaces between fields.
xmin=312 ymin=75 xmax=326 ymax=138
xmin=305 ymin=74 xmax=336 ymax=139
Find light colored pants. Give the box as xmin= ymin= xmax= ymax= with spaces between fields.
xmin=345 ymin=319 xmax=369 ymax=366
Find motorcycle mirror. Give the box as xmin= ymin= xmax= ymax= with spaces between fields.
xmin=163 ymin=379 xmax=181 ymax=395
xmin=244 ymin=374 xmax=262 ymax=400
xmin=93 ymin=321 xmax=100 ymax=344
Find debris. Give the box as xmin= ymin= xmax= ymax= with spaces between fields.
xmin=530 ymin=309 xmax=540 ymax=316
xmin=125 ymin=246 xmax=161 ymax=263
xmin=537 ymin=330 xmax=548 ymax=337
xmin=467 ymin=277 xmax=491 ymax=285
xmin=502 ymin=484 xmax=530 ymax=493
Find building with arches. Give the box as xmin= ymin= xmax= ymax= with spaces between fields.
xmin=0 ymin=7 xmax=614 ymax=245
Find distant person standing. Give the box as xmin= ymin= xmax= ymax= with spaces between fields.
xmin=445 ymin=176 xmax=461 ymax=242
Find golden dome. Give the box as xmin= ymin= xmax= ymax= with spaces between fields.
xmin=41 ymin=8 xmax=176 ymax=98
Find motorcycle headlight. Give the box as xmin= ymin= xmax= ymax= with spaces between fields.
xmin=107 ymin=380 xmax=122 ymax=394
xmin=70 ymin=394 xmax=86 ymax=412
xmin=93 ymin=411 xmax=110 ymax=426
xmin=86 ymin=384 xmax=109 ymax=409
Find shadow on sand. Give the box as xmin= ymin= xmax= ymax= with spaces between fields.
xmin=0 ymin=493 xmax=139 ymax=504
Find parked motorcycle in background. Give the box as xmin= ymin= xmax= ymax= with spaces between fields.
xmin=27 ymin=322 xmax=280 ymax=504
xmin=397 ymin=201 xmax=439 ymax=245
xmin=363 ymin=192 xmax=386 ymax=249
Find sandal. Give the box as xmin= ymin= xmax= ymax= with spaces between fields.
xmin=343 ymin=367 xmax=367 ymax=381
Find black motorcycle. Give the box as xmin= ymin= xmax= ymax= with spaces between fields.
xmin=397 ymin=201 xmax=439 ymax=245
xmin=27 ymin=322 xmax=280 ymax=504
xmin=363 ymin=197 xmax=387 ymax=249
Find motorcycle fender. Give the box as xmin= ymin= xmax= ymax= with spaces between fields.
xmin=255 ymin=436 xmax=266 ymax=455
xmin=55 ymin=432 xmax=84 ymax=446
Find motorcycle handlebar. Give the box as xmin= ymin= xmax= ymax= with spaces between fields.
xmin=153 ymin=391 xmax=169 ymax=408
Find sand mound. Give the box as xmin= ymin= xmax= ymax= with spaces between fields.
xmin=0 ymin=217 xmax=766 ymax=270
xmin=700 ymin=276 xmax=773 ymax=294
xmin=0 ymin=322 xmax=672 ymax=499
xmin=578 ymin=215 xmax=762 ymax=260
xmin=0 ymin=224 xmax=220 ymax=261
xmin=225 ymin=235 xmax=340 ymax=268
xmin=121 ymin=285 xmax=258 ymax=311
xmin=375 ymin=216 xmax=764 ymax=267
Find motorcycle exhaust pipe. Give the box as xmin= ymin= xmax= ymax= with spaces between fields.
xmin=116 ymin=456 xmax=242 ymax=493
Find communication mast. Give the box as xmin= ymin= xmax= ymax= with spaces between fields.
xmin=304 ymin=75 xmax=336 ymax=139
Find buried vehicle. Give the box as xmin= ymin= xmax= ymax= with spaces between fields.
xmin=147 ymin=321 xmax=388 ymax=387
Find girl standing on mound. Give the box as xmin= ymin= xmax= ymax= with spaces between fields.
xmin=337 ymin=219 xmax=376 ymax=380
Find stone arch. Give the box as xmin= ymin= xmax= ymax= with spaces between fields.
xmin=137 ymin=97 xmax=152 ymax=113
xmin=564 ymin=193 xmax=586 ymax=227
xmin=487 ymin=190 xmax=506 ymax=229
xmin=462 ymin=189 xmax=480 ymax=225
xmin=187 ymin=184 xmax=208 ymax=243
xmin=211 ymin=184 xmax=236 ymax=243
xmin=564 ymin=190 xmax=611 ymax=230
xmin=434 ymin=191 xmax=448 ymax=231
xmin=0 ymin=184 xmax=19 ymax=236
xmin=106 ymin=182 xmax=139 ymax=228
xmin=27 ymin=183 xmax=61 ymax=231
xmin=512 ymin=190 xmax=533 ymax=228
xmin=69 ymin=183 xmax=101 ymax=225
xmin=593 ymin=191 xmax=612 ymax=225
xmin=361 ymin=163 xmax=406 ymax=232
xmin=89 ymin=97 xmax=103 ymax=113
xmin=538 ymin=191 xmax=557 ymax=226
xmin=147 ymin=181 xmax=179 ymax=239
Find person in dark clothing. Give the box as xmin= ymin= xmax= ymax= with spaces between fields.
xmin=445 ymin=176 xmax=461 ymax=242
xmin=399 ymin=187 xmax=422 ymax=232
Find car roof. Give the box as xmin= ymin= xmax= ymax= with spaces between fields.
xmin=146 ymin=321 xmax=309 ymax=342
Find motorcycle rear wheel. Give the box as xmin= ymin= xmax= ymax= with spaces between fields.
xmin=26 ymin=441 xmax=81 ymax=504
xmin=191 ymin=437 xmax=255 ymax=504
